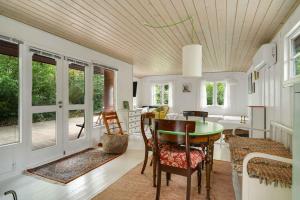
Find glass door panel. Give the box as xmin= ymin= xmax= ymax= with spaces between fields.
xmin=69 ymin=63 xmax=85 ymax=105
xmin=32 ymin=112 xmax=56 ymax=150
xmin=31 ymin=54 xmax=60 ymax=151
xmin=0 ymin=41 xmax=20 ymax=146
xmin=67 ymin=63 xmax=86 ymax=141
xmin=32 ymin=57 xmax=56 ymax=106
xmin=93 ymin=67 xmax=104 ymax=125
xmin=68 ymin=109 xmax=85 ymax=140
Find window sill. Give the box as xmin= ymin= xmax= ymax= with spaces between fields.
xmin=283 ymin=76 xmax=300 ymax=87
xmin=205 ymin=105 xmax=225 ymax=108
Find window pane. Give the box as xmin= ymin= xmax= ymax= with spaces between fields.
xmin=206 ymin=82 xmax=214 ymax=105
xmin=295 ymin=56 xmax=300 ymax=75
xmin=293 ymin=35 xmax=300 ymax=55
xmin=0 ymin=46 xmax=19 ymax=146
xmin=217 ymin=82 xmax=225 ymax=106
xmin=69 ymin=110 xmax=85 ymax=140
xmin=69 ymin=64 xmax=85 ymax=104
xmin=32 ymin=57 xmax=56 ymax=106
xmin=93 ymin=67 xmax=104 ymax=124
xmin=32 ymin=112 xmax=56 ymax=150
xmin=154 ymin=85 xmax=161 ymax=105
xmin=93 ymin=69 xmax=104 ymax=113
xmin=163 ymin=84 xmax=169 ymax=105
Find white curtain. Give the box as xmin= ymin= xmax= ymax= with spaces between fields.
xmin=224 ymin=81 xmax=231 ymax=109
xmin=151 ymin=83 xmax=156 ymax=105
xmin=168 ymin=81 xmax=173 ymax=108
xmin=200 ymin=81 xmax=207 ymax=108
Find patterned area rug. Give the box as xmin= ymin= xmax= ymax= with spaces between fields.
xmin=26 ymin=148 xmax=121 ymax=184
xmin=92 ymin=160 xmax=235 ymax=200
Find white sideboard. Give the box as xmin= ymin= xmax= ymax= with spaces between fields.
xmin=117 ymin=109 xmax=142 ymax=135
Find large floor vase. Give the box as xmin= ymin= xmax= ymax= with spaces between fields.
xmin=101 ymin=133 xmax=129 ymax=154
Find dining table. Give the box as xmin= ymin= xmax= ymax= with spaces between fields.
xmin=157 ymin=120 xmax=224 ymax=200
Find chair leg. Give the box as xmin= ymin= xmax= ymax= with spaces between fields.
xmin=186 ymin=175 xmax=191 ymax=200
xmin=166 ymin=172 xmax=171 ymax=186
xmin=141 ymin=150 xmax=148 ymax=174
xmin=197 ymin=164 xmax=202 ymax=194
xmin=156 ymin=166 xmax=162 ymax=200
xmin=150 ymin=156 xmax=153 ymax=166
xmin=153 ymin=153 xmax=157 ymax=187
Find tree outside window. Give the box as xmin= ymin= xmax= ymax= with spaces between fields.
xmin=292 ymin=35 xmax=300 ymax=76
xmin=206 ymin=82 xmax=214 ymax=106
xmin=205 ymin=82 xmax=226 ymax=106
xmin=153 ymin=83 xmax=169 ymax=105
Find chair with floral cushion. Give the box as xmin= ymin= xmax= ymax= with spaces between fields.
xmin=140 ymin=112 xmax=155 ymax=175
xmin=154 ymin=119 xmax=205 ymax=200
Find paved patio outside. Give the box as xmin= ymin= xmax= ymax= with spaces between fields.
xmin=0 ymin=116 xmax=99 ymax=150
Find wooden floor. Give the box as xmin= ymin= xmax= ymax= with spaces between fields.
xmin=0 ymin=136 xmax=230 ymax=200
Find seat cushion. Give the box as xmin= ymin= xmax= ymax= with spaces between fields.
xmin=159 ymin=145 xmax=205 ymax=169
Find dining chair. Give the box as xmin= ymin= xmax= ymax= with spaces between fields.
xmin=140 ymin=112 xmax=155 ymax=175
xmin=154 ymin=119 xmax=205 ymax=200
xmin=182 ymin=111 xmax=208 ymax=122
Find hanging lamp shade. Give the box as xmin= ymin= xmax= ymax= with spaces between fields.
xmin=182 ymin=44 xmax=202 ymax=77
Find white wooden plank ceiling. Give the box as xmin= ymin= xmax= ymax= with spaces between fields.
xmin=0 ymin=0 xmax=299 ymax=77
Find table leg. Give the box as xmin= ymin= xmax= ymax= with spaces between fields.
xmin=205 ymin=139 xmax=213 ymax=200
xmin=211 ymin=144 xmax=214 ymax=173
xmin=153 ymin=152 xmax=157 ymax=187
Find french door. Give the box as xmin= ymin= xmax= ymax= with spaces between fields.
xmin=29 ymin=51 xmax=90 ymax=165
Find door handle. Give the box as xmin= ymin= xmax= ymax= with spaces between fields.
xmin=4 ymin=190 xmax=18 ymax=200
xmin=58 ymin=101 xmax=63 ymax=104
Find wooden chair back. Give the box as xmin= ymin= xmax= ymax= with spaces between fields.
xmin=141 ymin=112 xmax=155 ymax=146
xmin=154 ymin=119 xmax=196 ymax=168
xmin=182 ymin=111 xmax=208 ymax=121
xmin=102 ymin=111 xmax=124 ymax=135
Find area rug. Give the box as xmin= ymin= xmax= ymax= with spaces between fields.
xmin=92 ymin=160 xmax=235 ymax=200
xmin=26 ymin=148 xmax=121 ymax=184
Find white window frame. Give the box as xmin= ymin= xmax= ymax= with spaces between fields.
xmin=284 ymin=22 xmax=300 ymax=86
xmin=0 ymin=39 xmax=21 ymax=148
xmin=205 ymin=81 xmax=226 ymax=107
xmin=152 ymin=83 xmax=170 ymax=106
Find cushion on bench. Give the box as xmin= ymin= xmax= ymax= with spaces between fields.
xmin=228 ymin=136 xmax=292 ymax=188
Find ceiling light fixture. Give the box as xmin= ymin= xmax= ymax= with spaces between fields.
xmin=144 ymin=16 xmax=202 ymax=77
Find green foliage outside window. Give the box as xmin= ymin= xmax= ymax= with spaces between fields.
xmin=293 ymin=35 xmax=300 ymax=76
xmin=32 ymin=61 xmax=56 ymax=106
xmin=205 ymin=82 xmax=225 ymax=106
xmin=69 ymin=68 xmax=85 ymax=104
xmin=163 ymin=84 xmax=169 ymax=105
xmin=153 ymin=84 xmax=169 ymax=105
xmin=154 ymin=85 xmax=161 ymax=105
xmin=217 ymin=82 xmax=225 ymax=105
xmin=0 ymin=54 xmax=106 ymax=125
xmin=206 ymin=82 xmax=213 ymax=105
xmin=0 ymin=54 xmax=19 ymax=126
xmin=295 ymin=56 xmax=300 ymax=75
xmin=93 ymin=73 xmax=104 ymax=112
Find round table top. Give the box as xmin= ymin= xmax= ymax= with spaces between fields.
xmin=158 ymin=121 xmax=224 ymax=137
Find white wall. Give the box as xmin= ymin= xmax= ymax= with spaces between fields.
xmin=133 ymin=77 xmax=142 ymax=108
xmin=246 ymin=5 xmax=300 ymax=199
xmin=138 ymin=72 xmax=248 ymax=116
xmin=0 ymin=16 xmax=133 ymax=179
xmin=248 ymin=4 xmax=300 ymax=128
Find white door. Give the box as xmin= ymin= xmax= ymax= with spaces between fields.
xmin=29 ymin=52 xmax=64 ymax=165
xmin=29 ymin=53 xmax=91 ymax=165
xmin=62 ymin=59 xmax=90 ymax=154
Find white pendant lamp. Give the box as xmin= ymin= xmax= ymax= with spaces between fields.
xmin=182 ymin=44 xmax=202 ymax=77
